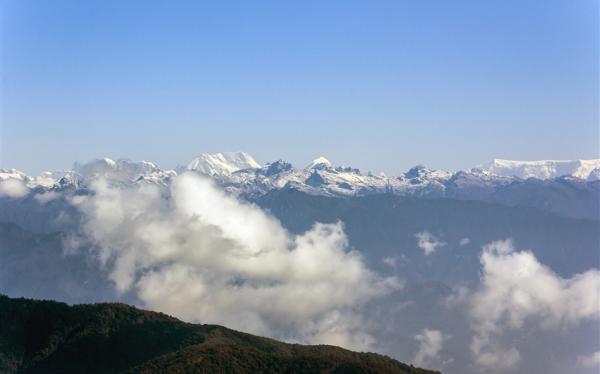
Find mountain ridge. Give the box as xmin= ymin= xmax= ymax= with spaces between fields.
xmin=481 ymin=158 xmax=600 ymax=180
xmin=4 ymin=154 xmax=600 ymax=185
xmin=0 ymin=295 xmax=439 ymax=374
xmin=1 ymin=153 xmax=599 ymax=220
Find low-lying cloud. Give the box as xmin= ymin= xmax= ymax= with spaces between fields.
xmin=577 ymin=351 xmax=600 ymax=368
xmin=0 ymin=178 xmax=29 ymax=198
xmin=72 ymin=173 xmax=399 ymax=350
xmin=413 ymin=328 xmax=449 ymax=368
xmin=415 ymin=231 xmax=446 ymax=255
xmin=469 ymin=240 xmax=600 ymax=371
xmin=34 ymin=191 xmax=60 ymax=204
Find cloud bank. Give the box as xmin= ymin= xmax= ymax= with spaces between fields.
xmin=72 ymin=173 xmax=398 ymax=350
xmin=0 ymin=179 xmax=29 ymax=198
xmin=577 ymin=351 xmax=600 ymax=368
xmin=469 ymin=240 xmax=600 ymax=371
xmin=413 ymin=328 xmax=449 ymax=368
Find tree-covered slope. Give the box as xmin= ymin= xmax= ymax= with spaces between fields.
xmin=0 ymin=295 xmax=438 ymax=374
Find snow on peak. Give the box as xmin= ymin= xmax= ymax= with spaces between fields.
xmin=69 ymin=158 xmax=174 ymax=186
xmin=264 ymin=160 xmax=293 ymax=176
xmin=587 ymin=168 xmax=600 ymax=182
xmin=103 ymin=157 xmax=117 ymax=166
xmin=482 ymin=159 xmax=600 ymax=180
xmin=405 ymin=165 xmax=429 ymax=179
xmin=73 ymin=158 xmax=161 ymax=179
xmin=2 ymin=154 xmax=598 ymax=201
xmin=187 ymin=152 xmax=261 ymax=176
xmin=403 ymin=165 xmax=452 ymax=181
xmin=73 ymin=158 xmax=117 ymax=178
xmin=306 ymin=156 xmax=332 ymax=170
xmin=0 ymin=169 xmax=29 ymax=182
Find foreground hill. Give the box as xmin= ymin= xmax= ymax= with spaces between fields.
xmin=0 ymin=295 xmax=438 ymax=374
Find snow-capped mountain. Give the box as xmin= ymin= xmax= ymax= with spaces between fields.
xmin=74 ymin=158 xmax=161 ymax=179
xmin=2 ymin=154 xmax=599 ymax=194
xmin=480 ymin=159 xmax=600 ymax=180
xmin=186 ymin=152 xmax=261 ymax=176
xmin=305 ymin=156 xmax=333 ymax=170
xmin=0 ymin=168 xmax=78 ymax=189
xmin=72 ymin=158 xmax=176 ymax=186
xmin=2 ymin=154 xmax=597 ymax=374
xmin=1 ymin=153 xmax=599 ymax=219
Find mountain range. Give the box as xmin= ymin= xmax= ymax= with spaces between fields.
xmin=1 ymin=152 xmax=599 ymax=219
xmin=0 ymin=153 xmax=598 ymax=374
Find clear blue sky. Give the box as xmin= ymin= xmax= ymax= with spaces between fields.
xmin=1 ymin=0 xmax=598 ymax=175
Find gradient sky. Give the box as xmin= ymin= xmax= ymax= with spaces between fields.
xmin=1 ymin=0 xmax=598 ymax=175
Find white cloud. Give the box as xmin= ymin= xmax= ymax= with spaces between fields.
xmin=444 ymin=286 xmax=470 ymax=308
xmin=459 ymin=237 xmax=470 ymax=246
xmin=0 ymin=178 xmax=29 ymax=198
xmin=415 ymin=231 xmax=446 ymax=255
xmin=577 ymin=351 xmax=600 ymax=368
xmin=469 ymin=239 xmax=600 ymax=371
xmin=470 ymin=338 xmax=520 ymax=371
xmin=72 ymin=173 xmax=399 ymax=350
xmin=413 ymin=328 xmax=449 ymax=368
xmin=382 ymin=256 xmax=397 ymax=268
xmin=34 ymin=190 xmax=60 ymax=204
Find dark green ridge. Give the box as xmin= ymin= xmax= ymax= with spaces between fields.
xmin=0 ymin=295 xmax=440 ymax=374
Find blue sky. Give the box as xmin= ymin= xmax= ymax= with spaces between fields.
xmin=1 ymin=0 xmax=598 ymax=174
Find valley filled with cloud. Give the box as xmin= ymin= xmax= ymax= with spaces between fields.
xmin=1 ymin=157 xmax=598 ymax=373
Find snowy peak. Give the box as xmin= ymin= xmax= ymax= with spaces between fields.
xmin=0 ymin=168 xmax=79 ymax=189
xmin=2 ymin=155 xmax=598 ymax=203
xmin=263 ymin=160 xmax=293 ymax=176
xmin=0 ymin=169 xmax=29 ymax=182
xmin=404 ymin=165 xmax=429 ymax=179
xmin=305 ymin=171 xmax=327 ymax=187
xmin=587 ymin=168 xmax=600 ymax=182
xmin=305 ymin=156 xmax=332 ymax=170
xmin=482 ymin=159 xmax=600 ymax=180
xmin=73 ymin=157 xmax=116 ymax=178
xmin=187 ymin=152 xmax=261 ymax=176
xmin=402 ymin=165 xmax=453 ymax=182
xmin=73 ymin=158 xmax=163 ymax=181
